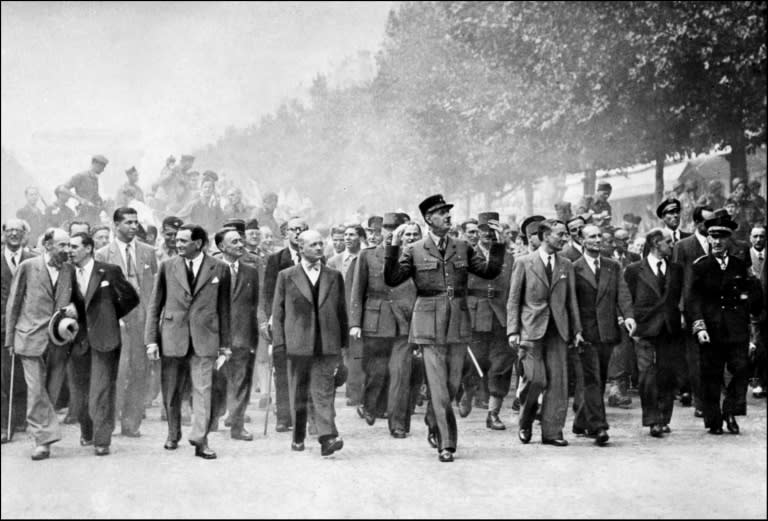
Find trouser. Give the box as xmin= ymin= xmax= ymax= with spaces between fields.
xmin=161 ymin=351 xmax=215 ymax=445
xmin=463 ymin=325 xmax=516 ymax=402
xmin=71 ymin=347 xmax=121 ymax=447
xmin=1 ymin=337 xmax=27 ymax=434
xmin=211 ymin=348 xmax=254 ymax=433
xmin=145 ymin=359 xmax=161 ymax=407
xmin=408 ymin=346 xmax=425 ymax=418
xmin=344 ymin=336 xmax=364 ymax=404
xmin=518 ymin=320 xmax=568 ymax=440
xmin=676 ymin=332 xmax=702 ymax=407
xmin=19 ymin=355 xmax=61 ymax=446
xmin=573 ymin=341 xmax=612 ymax=433
xmin=422 ymin=344 xmax=465 ymax=452
xmin=362 ymin=337 xmax=391 ymax=416
xmin=115 ymin=315 xmax=150 ymax=435
xmin=44 ymin=343 xmax=70 ymax=410
xmin=635 ymin=332 xmax=678 ymax=427
xmin=362 ymin=336 xmax=413 ymax=432
xmin=288 ymin=354 xmax=339 ymax=444
xmin=700 ymin=340 xmax=749 ymax=428
xmin=66 ymin=358 xmax=84 ymax=420
xmin=750 ymin=323 xmax=766 ymax=388
xmin=273 ymin=347 xmax=292 ymax=426
xmin=606 ymin=327 xmax=636 ymax=388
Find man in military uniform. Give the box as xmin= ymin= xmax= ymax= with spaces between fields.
xmin=384 ymin=194 xmax=504 ymax=462
xmin=657 ymin=197 xmax=690 ymax=244
xmin=590 ymin=181 xmax=613 ymax=229
xmin=115 ymin=166 xmax=144 ymax=207
xmin=460 ymin=212 xmax=516 ymax=430
xmin=688 ymin=210 xmax=763 ymax=435
xmin=349 ymin=213 xmax=416 ymax=438
xmin=58 ymin=155 xmax=108 ymax=226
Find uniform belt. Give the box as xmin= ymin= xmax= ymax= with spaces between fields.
xmin=417 ymin=288 xmax=461 ymax=298
xmin=467 ymin=288 xmax=497 ymax=299
xmin=366 ymin=291 xmax=391 ymax=299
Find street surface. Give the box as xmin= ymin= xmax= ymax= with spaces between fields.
xmin=2 ymin=390 xmax=766 ymax=519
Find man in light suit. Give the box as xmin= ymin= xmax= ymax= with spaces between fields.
xmin=95 ymin=207 xmax=157 ymax=437
xmin=4 ymin=228 xmax=76 ymax=460
xmin=507 ymin=219 xmax=584 ymax=447
xmin=571 ymin=225 xmax=634 ymax=445
xmin=2 ymin=219 xmax=36 ymax=443
xmin=262 ymin=216 xmax=308 ymax=432
xmin=272 ymin=230 xmax=347 ymax=456
xmin=145 ymin=224 xmax=231 ymax=459
xmin=69 ymin=233 xmax=139 ymax=455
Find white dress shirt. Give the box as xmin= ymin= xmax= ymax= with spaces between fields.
xmin=76 ymin=257 xmax=95 ymax=295
xmin=186 ymin=252 xmax=204 ymax=279
xmin=646 ymin=252 xmax=666 ymax=276
xmin=538 ymin=248 xmax=555 ymax=272
xmin=3 ymin=247 xmax=22 ymax=274
xmin=301 ymin=258 xmax=321 ymax=286
xmin=584 ymin=253 xmax=600 ymax=275
xmin=43 ymin=252 xmax=59 ymax=286
xmin=116 ymin=237 xmax=137 ymax=274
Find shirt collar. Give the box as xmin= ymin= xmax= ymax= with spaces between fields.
xmin=427 ymin=230 xmax=445 ymax=248
xmin=572 ymin=241 xmax=583 ymax=253
xmin=78 ymin=257 xmax=95 ymax=274
xmin=538 ymin=248 xmax=555 ymax=266
xmin=186 ymin=252 xmax=204 ymax=271
xmin=3 ymin=246 xmax=20 ymax=263
xmin=646 ymin=252 xmax=664 ymax=270
xmin=301 ymin=258 xmax=321 ymax=271
xmin=116 ymin=237 xmax=135 ymax=250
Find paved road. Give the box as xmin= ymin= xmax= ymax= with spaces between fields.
xmin=2 ymin=390 xmax=766 ymax=518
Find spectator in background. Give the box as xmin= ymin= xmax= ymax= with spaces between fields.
xmin=328 ymin=225 xmax=346 ymax=257
xmin=259 ymin=225 xmax=277 ymax=256
xmin=58 ymin=155 xmax=108 ymax=226
xmin=143 ymin=225 xmax=158 ymax=246
xmin=748 ymin=180 xmax=766 ymax=211
xmin=621 ymin=213 xmax=642 ymax=242
xmin=45 ymin=186 xmax=77 ymax=232
xmin=254 ymin=192 xmax=281 ymax=243
xmin=629 ymin=237 xmax=645 ymax=256
xmin=115 ymin=166 xmax=144 ymax=207
xmin=16 ymin=187 xmax=46 ymax=247
xmin=223 ymin=188 xmax=254 ymax=222
xmin=678 ymin=178 xmax=700 ymax=233
xmin=91 ymin=225 xmax=111 ymax=250
xmin=179 ymin=171 xmax=223 ymax=235
xmin=590 ymin=181 xmax=613 ymax=226
xmin=460 ymin=218 xmax=479 ymax=248
xmin=555 ymin=201 xmax=573 ymax=224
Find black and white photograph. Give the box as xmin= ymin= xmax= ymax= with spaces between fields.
xmin=1 ymin=1 xmax=766 ymax=518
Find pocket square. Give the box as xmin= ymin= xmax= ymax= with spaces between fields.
xmin=211 ymin=276 xmax=220 ymax=284
xmin=143 ymin=264 xmax=150 ymax=269
xmin=100 ymin=280 xmax=110 ymax=287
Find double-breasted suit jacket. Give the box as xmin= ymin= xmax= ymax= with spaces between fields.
xmin=230 ymin=261 xmax=261 ymax=351
xmin=144 ymin=254 xmax=232 ymax=357
xmin=572 ymin=256 xmax=632 ymax=345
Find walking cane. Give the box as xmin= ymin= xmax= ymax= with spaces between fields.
xmin=7 ymin=350 xmax=15 ymax=441
xmin=467 ymin=345 xmax=484 ymax=379
xmin=263 ymin=346 xmax=274 ymax=436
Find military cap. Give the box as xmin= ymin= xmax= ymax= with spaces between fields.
xmin=125 ymin=166 xmax=137 ymax=175
xmin=418 ymin=194 xmax=453 ymax=218
xmin=92 ymin=155 xmax=109 ymax=165
xmin=521 ymin=215 xmax=546 ymax=236
xmin=367 ymin=215 xmax=383 ymax=230
xmin=705 ymin=208 xmax=738 ymax=236
xmin=656 ymin=197 xmax=681 ymax=218
xmin=166 ymin=155 xmax=176 ymax=163
xmin=180 ymin=154 xmax=195 ymax=162
xmin=161 ymin=216 xmax=183 ymax=230
xmin=477 ymin=212 xmax=499 ymax=229
xmin=245 ymin=218 xmax=260 ymax=230
xmin=222 ymin=218 xmax=245 ymax=234
xmin=396 ymin=212 xmax=411 ymax=223
xmin=597 ymin=181 xmax=613 ymax=192
xmin=201 ymin=170 xmax=218 ymax=183
xmin=382 ymin=212 xmax=407 ymax=229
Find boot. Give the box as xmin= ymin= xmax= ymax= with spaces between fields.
xmin=486 ymin=397 xmax=506 ymax=430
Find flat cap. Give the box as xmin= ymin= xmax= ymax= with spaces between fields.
xmin=92 ymin=155 xmax=109 ymax=165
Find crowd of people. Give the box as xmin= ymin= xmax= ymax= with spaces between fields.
xmin=1 ymin=153 xmax=766 ymax=463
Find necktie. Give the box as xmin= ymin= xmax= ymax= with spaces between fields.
xmin=717 ymin=257 xmax=727 ymax=271
xmin=78 ymin=267 xmax=86 ymax=295
xmin=438 ymin=238 xmax=446 ymax=256
xmin=545 ymin=255 xmax=553 ymax=282
xmin=125 ymin=245 xmax=134 ymax=277
xmin=594 ymin=258 xmax=601 ymax=284
xmin=230 ymin=263 xmax=237 ymax=292
xmin=657 ymin=261 xmax=666 ymax=292
xmin=11 ymin=255 xmax=17 ymax=268
xmin=186 ymin=260 xmax=195 ymax=291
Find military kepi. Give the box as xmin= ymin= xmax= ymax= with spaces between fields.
xmin=419 ymin=194 xmax=453 ymax=218
xmin=477 ymin=212 xmax=499 ymax=229
xmin=383 ymin=212 xmax=407 ymax=229
xmin=656 ymin=197 xmax=681 ymax=218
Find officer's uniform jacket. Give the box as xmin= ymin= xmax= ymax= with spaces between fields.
xmin=466 ymin=249 xmax=513 ymax=332
xmin=384 ymin=234 xmax=504 ymax=345
xmin=349 ymin=245 xmax=416 ymax=338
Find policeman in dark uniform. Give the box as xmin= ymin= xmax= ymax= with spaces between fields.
xmin=688 ymin=209 xmax=763 ymax=435
xmin=384 ymin=195 xmax=504 ymax=462
xmin=461 ymin=212 xmax=516 ymax=430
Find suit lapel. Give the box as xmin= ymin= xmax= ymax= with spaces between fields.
xmin=531 ymin=254 xmax=550 ymax=288
xmin=37 ymin=257 xmax=55 ymax=298
xmin=193 ymin=255 xmax=215 ymax=296
xmin=576 ymin=260 xmax=597 ymax=289
xmin=318 ymin=267 xmax=336 ymax=307
xmin=596 ymin=260 xmax=611 ymax=301
xmin=232 ymin=265 xmax=244 ymax=300
xmin=84 ymin=264 xmax=103 ymax=308
xmin=638 ymin=260 xmax=662 ymax=298
xmin=173 ymin=257 xmax=192 ymax=294
xmin=290 ymin=267 xmax=314 ymax=304
xmin=550 ymin=257 xmax=567 ymax=292
xmin=110 ymin=242 xmax=126 ymax=273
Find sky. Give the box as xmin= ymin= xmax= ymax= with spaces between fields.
xmin=1 ymin=1 xmax=394 ymax=198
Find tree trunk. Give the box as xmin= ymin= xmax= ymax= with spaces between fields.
xmin=583 ymin=169 xmax=596 ymax=196
xmin=524 ymin=181 xmax=534 ymax=216
xmin=654 ymin=149 xmax=665 ymax=203
xmin=727 ymin=124 xmax=748 ymax=185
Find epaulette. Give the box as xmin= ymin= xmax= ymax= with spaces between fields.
xmin=693 ymin=255 xmax=708 ymax=264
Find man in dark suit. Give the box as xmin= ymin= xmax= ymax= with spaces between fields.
xmin=385 ymin=195 xmax=505 ymax=462
xmin=68 ymin=233 xmax=139 ymax=455
xmin=571 ymin=225 xmax=634 ymax=445
xmin=262 ymin=216 xmax=308 ymax=432
xmin=624 ymin=228 xmax=684 ymax=437
xmin=507 ymin=219 xmax=584 ymax=447
xmin=272 ymin=230 xmax=347 ymax=456
xmin=657 ymin=197 xmax=691 ymax=244
xmin=460 ymin=212 xmax=516 ymax=430
xmin=1 ymin=219 xmax=36 ymax=443
xmin=349 ymin=213 xmax=416 ymax=437
xmin=5 ymin=228 xmax=76 ymax=460
xmin=672 ymin=205 xmax=715 ymax=413
xmin=562 ymin=215 xmax=586 ymax=262
xmin=688 ymin=210 xmax=763 ymax=435
xmin=211 ymin=228 xmax=260 ymax=440
xmin=145 ymin=224 xmax=231 ymax=459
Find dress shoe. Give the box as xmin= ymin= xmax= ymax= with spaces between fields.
xmin=662 ymin=425 xmax=671 ymax=434
xmin=725 ymin=415 xmax=739 ymax=434
xmin=457 ymin=394 xmax=472 ymax=418
xmin=518 ymin=428 xmax=532 ymax=444
xmin=164 ymin=439 xmax=179 ymax=450
xmin=708 ymin=425 xmax=724 ymax=435
xmin=356 ymin=404 xmax=365 ymax=419
xmin=542 ymin=437 xmax=569 ymax=447
xmin=438 ymin=449 xmax=454 ymax=462
xmin=486 ymin=411 xmax=506 ymax=430
xmin=94 ymin=446 xmax=110 ymax=456
xmin=572 ymin=427 xmax=588 ymax=436
xmin=320 ymin=437 xmax=344 ymax=456
xmin=511 ymin=398 xmax=521 ymax=412
xmin=231 ymin=429 xmax=254 ymax=441
xmin=31 ymin=445 xmax=51 ymax=461
xmin=427 ymin=430 xmax=438 ymax=449
xmin=121 ymin=430 xmax=141 ymax=438
xmin=694 ymin=408 xmax=704 ymax=418
xmin=594 ymin=429 xmax=610 ymax=446
xmin=650 ymin=424 xmax=664 ymax=438
xmin=275 ymin=422 xmax=291 ymax=433
xmin=391 ymin=429 xmax=407 ymax=439
xmin=291 ymin=440 xmax=305 ymax=451
xmin=680 ymin=393 xmax=692 ymax=407
xmin=191 ymin=441 xmax=217 ymax=459
xmin=80 ymin=437 xmax=94 ymax=446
